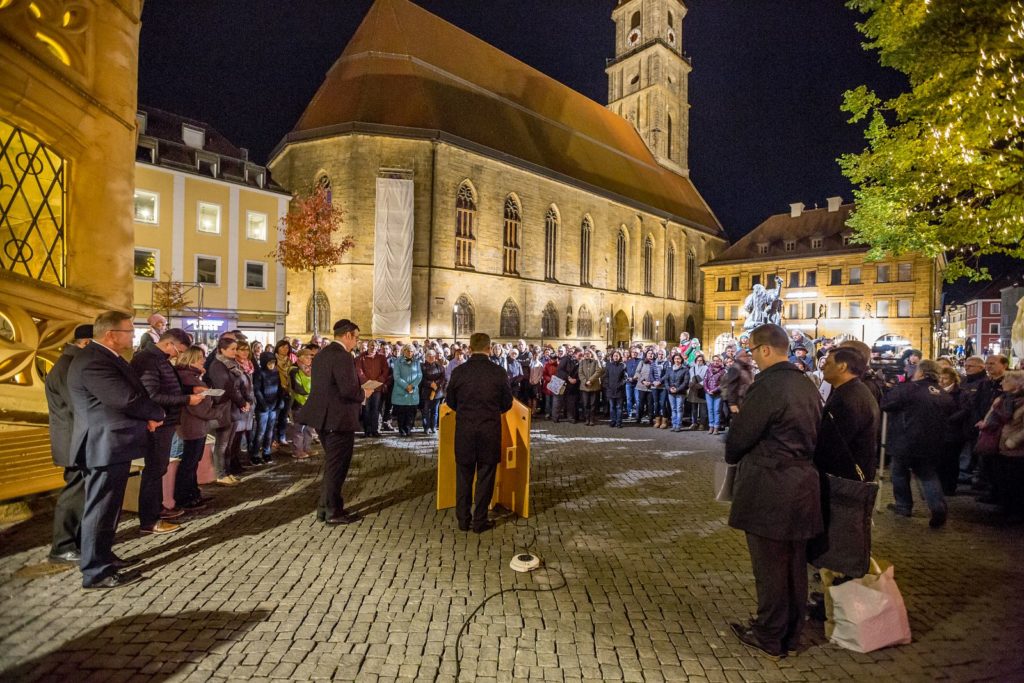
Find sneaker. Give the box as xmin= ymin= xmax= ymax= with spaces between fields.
xmin=159 ymin=507 xmax=184 ymax=520
xmin=181 ymin=499 xmax=206 ymax=511
xmin=140 ymin=520 xmax=180 ymax=535
xmin=229 ymin=475 xmax=242 ymax=484
xmin=215 ymin=476 xmax=239 ymax=487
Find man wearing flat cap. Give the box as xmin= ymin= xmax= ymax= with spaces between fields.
xmin=298 ymin=319 xmax=373 ymax=525
xmin=44 ymin=323 xmax=93 ymax=564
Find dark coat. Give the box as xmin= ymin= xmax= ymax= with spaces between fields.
xmin=960 ymin=370 xmax=997 ymax=440
xmin=445 ymin=354 xmax=514 ymax=465
xmin=67 ymin=342 xmax=165 ymax=468
xmin=556 ymin=355 xmax=580 ymax=394
xmin=664 ymin=364 xmax=690 ymax=395
xmin=175 ymin=365 xmax=226 ymax=439
xmin=297 ymin=341 xmax=364 ymax=432
xmin=44 ymin=344 xmax=82 ymax=467
xmin=129 ymin=344 xmax=189 ymax=426
xmin=206 ymin=355 xmax=246 ymax=411
xmin=603 ymin=360 xmax=627 ymax=401
xmin=726 ymin=361 xmax=823 ymax=541
xmin=814 ymin=378 xmax=880 ymax=481
xmin=881 ymin=378 xmax=956 ymax=459
xmin=253 ymin=352 xmax=282 ymax=412
xmin=420 ymin=361 xmax=447 ymax=401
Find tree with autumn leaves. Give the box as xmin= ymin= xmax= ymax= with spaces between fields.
xmin=840 ymin=0 xmax=1024 ymax=281
xmin=270 ymin=184 xmax=354 ymax=334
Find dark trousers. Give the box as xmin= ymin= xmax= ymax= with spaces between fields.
xmin=50 ymin=467 xmax=86 ymax=555
xmin=174 ymin=437 xmax=206 ymax=505
xmin=394 ymin=405 xmax=417 ymax=434
xmin=421 ymin=397 xmax=441 ymax=430
xmin=746 ymin=532 xmax=808 ymax=653
xmin=455 ymin=459 xmax=498 ymax=530
xmin=80 ymin=460 xmax=131 ymax=585
xmin=319 ymin=430 xmax=355 ymax=519
xmin=363 ymin=392 xmax=382 ymax=435
xmin=139 ymin=425 xmax=175 ymax=527
xmin=552 ymin=392 xmax=579 ymax=421
xmin=581 ymin=391 xmax=599 ymax=422
xmin=275 ymin=395 xmax=293 ymax=442
xmin=254 ymin=408 xmax=278 ymax=457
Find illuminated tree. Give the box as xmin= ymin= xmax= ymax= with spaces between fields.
xmin=840 ymin=0 xmax=1024 ymax=281
xmin=270 ymin=184 xmax=354 ymax=333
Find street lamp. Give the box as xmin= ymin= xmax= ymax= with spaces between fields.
xmin=655 ymin=319 xmax=660 ymax=342
xmin=452 ymin=304 xmax=459 ymax=347
xmin=606 ymin=316 xmax=612 ymax=348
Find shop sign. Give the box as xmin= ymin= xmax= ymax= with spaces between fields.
xmin=185 ymin=318 xmax=227 ymax=333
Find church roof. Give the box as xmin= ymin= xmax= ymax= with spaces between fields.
xmin=707 ymin=203 xmax=860 ymax=266
xmin=279 ymin=0 xmax=723 ymax=235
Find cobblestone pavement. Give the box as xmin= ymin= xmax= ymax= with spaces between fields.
xmin=1 ymin=420 xmax=1022 ymax=682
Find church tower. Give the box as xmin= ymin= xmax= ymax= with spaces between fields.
xmin=606 ymin=0 xmax=691 ymax=175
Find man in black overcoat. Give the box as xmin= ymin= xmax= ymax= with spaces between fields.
xmin=44 ymin=324 xmax=92 ymax=564
xmin=298 ymin=319 xmax=373 ymax=525
xmin=725 ymin=324 xmax=823 ymax=659
xmin=68 ymin=311 xmax=165 ymax=589
xmin=445 ymin=332 xmax=514 ymax=533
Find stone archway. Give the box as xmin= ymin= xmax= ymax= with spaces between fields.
xmin=685 ymin=314 xmax=696 ymax=337
xmin=613 ymin=310 xmax=631 ymax=348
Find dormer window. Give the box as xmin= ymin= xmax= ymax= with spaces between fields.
xmin=841 ymin=232 xmax=855 ymax=246
xmin=196 ymin=151 xmax=219 ymax=178
xmin=182 ymin=124 xmax=205 ymax=149
xmin=810 ymin=237 xmax=823 ymax=249
xmin=757 ymin=243 xmax=769 ymax=255
xmin=245 ymin=164 xmax=266 ymax=188
xmin=136 ymin=111 xmax=148 ymax=135
xmin=784 ymin=240 xmax=796 ymax=253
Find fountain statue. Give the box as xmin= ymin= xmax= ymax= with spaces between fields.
xmin=741 ymin=276 xmax=784 ymax=330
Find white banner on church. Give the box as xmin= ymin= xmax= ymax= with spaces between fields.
xmin=372 ymin=177 xmax=414 ymax=337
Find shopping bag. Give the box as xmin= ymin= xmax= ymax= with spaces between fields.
xmin=713 ymin=460 xmax=735 ymax=502
xmin=829 ymin=559 xmax=912 ymax=653
xmin=546 ymin=375 xmax=566 ymax=396
xmin=808 ymin=474 xmax=879 ymax=577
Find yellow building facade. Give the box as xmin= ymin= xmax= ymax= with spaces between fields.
xmin=702 ymin=201 xmax=943 ymax=356
xmin=131 ymin=108 xmax=290 ymax=348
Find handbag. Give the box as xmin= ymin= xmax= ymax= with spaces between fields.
xmin=808 ymin=410 xmax=879 ymax=577
xmin=546 ymin=375 xmax=566 ymax=396
xmin=829 ymin=558 xmax=912 ymax=652
xmin=713 ymin=460 xmax=736 ymax=502
xmin=975 ymin=424 xmax=1001 ymax=458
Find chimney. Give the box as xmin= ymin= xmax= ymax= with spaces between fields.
xmin=789 ymin=202 xmax=805 ymax=218
xmin=827 ymin=196 xmax=842 ymax=212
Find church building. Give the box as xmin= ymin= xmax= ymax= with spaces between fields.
xmin=269 ymin=0 xmax=727 ymax=345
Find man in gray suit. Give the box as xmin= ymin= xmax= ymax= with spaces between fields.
xmin=69 ymin=311 xmax=165 ymax=589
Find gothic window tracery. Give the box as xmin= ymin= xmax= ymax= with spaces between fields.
xmin=500 ymin=299 xmax=520 ymax=338
xmin=455 ymin=181 xmax=476 ymax=269
xmin=503 ymin=195 xmax=521 ymax=275
xmin=544 ymin=206 xmax=559 ymax=281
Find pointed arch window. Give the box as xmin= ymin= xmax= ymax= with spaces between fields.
xmin=317 ymin=174 xmax=332 ymax=204
xmin=454 ymin=294 xmax=475 ymax=336
xmin=643 ymin=236 xmax=654 ymax=295
xmin=544 ymin=206 xmax=559 ymax=281
xmin=306 ymin=290 xmax=331 ymax=336
xmin=630 ymin=11 xmax=641 ymax=30
xmin=503 ymin=195 xmax=521 ymax=275
xmin=642 ymin=312 xmax=654 ymax=341
xmin=667 ymin=114 xmax=674 ymax=160
xmin=686 ymin=248 xmax=697 ymax=302
xmin=667 ymin=244 xmax=676 ymax=299
xmin=577 ymin=306 xmax=593 ymax=338
xmin=455 ymin=182 xmax=476 ymax=269
xmin=580 ymin=215 xmax=592 ymax=286
xmin=616 ymin=228 xmax=628 ymax=292
xmin=541 ymin=303 xmax=559 ymax=339
xmin=665 ymin=314 xmax=677 ymax=345
xmin=500 ymin=299 xmax=521 ymax=338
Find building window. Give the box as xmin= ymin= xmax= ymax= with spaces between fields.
xmin=993 ymin=302 xmax=1001 ymax=314
xmin=580 ymin=215 xmax=592 ymax=285
xmin=717 ymin=277 xmax=726 ymax=292
xmin=788 ymin=272 xmax=800 ymax=288
xmin=541 ymin=302 xmax=558 ymax=339
xmin=849 ymin=266 xmax=862 ymax=284
xmin=0 ymin=120 xmax=66 ymax=286
xmin=197 ymin=202 xmax=221 ymax=234
xmin=245 ymin=261 xmax=266 ymax=289
xmin=246 ymin=211 xmax=268 ymax=241
xmin=306 ymin=290 xmax=330 ymax=336
xmin=182 ymin=124 xmax=205 ymax=149
xmin=730 ymin=275 xmax=740 ymax=291
xmin=830 ymin=268 xmax=842 ymax=286
xmin=499 ymin=299 xmax=520 ymax=338
xmin=876 ymin=300 xmax=890 ymax=317
xmin=134 ymin=190 xmax=159 ymax=224
xmin=897 ymin=262 xmax=912 ymax=281
xmin=686 ymin=249 xmax=697 ymax=301
xmin=616 ymin=229 xmax=628 ymax=291
xmin=716 ymin=305 xmax=725 ymax=320
xmin=195 ymin=255 xmax=220 ymax=285
xmin=788 ymin=303 xmax=799 ymax=320
xmin=990 ymin=323 xmax=1000 ymax=334
xmin=876 ymin=264 xmax=890 ymax=283
xmin=455 ymin=182 xmax=476 ymax=268
xmin=577 ymin=306 xmax=593 ymax=338
xmin=643 ymin=236 xmax=654 ymax=294
xmin=665 ymin=314 xmax=677 ymax=343
xmin=666 ymin=244 xmax=675 ymax=298
xmin=729 ymin=305 xmax=739 ymax=320
xmin=805 ymin=271 xmax=817 ymax=287
xmin=751 ymin=274 xmax=762 ymax=287
xmin=757 ymin=243 xmax=769 ymax=255
xmin=784 ymin=240 xmax=796 ymax=252
xmin=133 ymin=248 xmax=158 ymax=280
xmin=455 ymin=294 xmax=475 ymax=336
xmin=806 ymin=303 xmax=816 ymax=319
xmin=502 ymin=195 xmax=521 ymax=275
xmin=642 ymin=312 xmax=654 ymax=340
xmin=810 ymin=237 xmax=823 ymax=249
xmin=829 ymin=301 xmax=841 ymax=318
xmin=842 ymin=234 xmax=854 ymax=246
xmin=897 ymin=299 xmax=912 ymax=317
xmin=849 ymin=302 xmax=861 ymax=318
xmin=544 ymin=206 xmax=559 ymax=281
xmin=317 ymin=174 xmax=332 ymax=204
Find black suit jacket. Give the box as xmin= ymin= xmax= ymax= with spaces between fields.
xmin=68 ymin=342 xmax=166 ymax=468
xmin=445 ymin=354 xmax=514 ymax=465
xmin=44 ymin=344 xmax=82 ymax=467
xmin=297 ymin=341 xmax=363 ymax=432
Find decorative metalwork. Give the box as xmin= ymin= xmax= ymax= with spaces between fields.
xmin=0 ymin=120 xmax=66 ymax=286
xmin=0 ymin=301 xmax=76 ymax=386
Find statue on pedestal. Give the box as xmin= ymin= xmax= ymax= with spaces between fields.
xmin=741 ymin=276 xmax=784 ymax=330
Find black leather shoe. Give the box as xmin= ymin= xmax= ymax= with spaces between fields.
xmin=83 ymin=570 xmax=143 ymax=590
xmin=472 ymin=521 xmax=495 ymax=534
xmin=111 ymin=556 xmax=141 ymax=570
xmin=730 ymin=623 xmax=784 ymax=660
xmin=458 ymin=522 xmax=470 ymax=532
xmin=326 ymin=512 xmax=360 ymax=525
xmin=47 ymin=550 xmax=80 ymax=564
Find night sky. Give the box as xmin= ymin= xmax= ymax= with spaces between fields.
xmin=138 ymin=0 xmax=906 ymax=241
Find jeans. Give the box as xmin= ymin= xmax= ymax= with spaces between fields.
xmin=363 ymin=392 xmax=382 ymax=435
xmin=705 ymin=394 xmax=722 ymax=428
xmin=625 ymin=382 xmax=639 ymax=416
xmin=581 ymin=391 xmax=599 ymax=422
xmin=421 ymin=397 xmax=441 ymax=430
xmin=140 ymin=425 xmax=175 ymax=527
xmin=254 ymin=408 xmax=278 ymax=458
xmin=275 ymin=395 xmax=292 ymax=442
xmin=668 ymin=394 xmax=685 ymax=428
xmin=174 ymin=437 xmax=206 ymax=504
xmin=608 ymin=397 xmax=623 ymax=426
xmin=651 ymin=387 xmax=666 ymax=417
xmin=891 ymin=453 xmax=947 ymax=517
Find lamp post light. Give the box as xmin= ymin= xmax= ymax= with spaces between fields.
xmin=540 ymin=324 xmax=545 ymax=349
xmin=452 ymin=304 xmax=459 ymax=347
xmin=655 ymin=319 xmax=660 ymax=343
xmin=730 ymin=321 xmax=736 ymax=340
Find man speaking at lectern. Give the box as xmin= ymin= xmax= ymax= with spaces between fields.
xmin=445 ymin=332 xmax=514 ymax=532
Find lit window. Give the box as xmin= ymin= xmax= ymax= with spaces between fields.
xmin=133 ymin=248 xmax=157 ymax=279
xmin=849 ymin=302 xmax=861 ymax=318
xmin=197 ymin=202 xmax=221 ymax=234
xmin=246 ymin=211 xmax=268 ymax=241
xmin=897 ymin=299 xmax=912 ymax=317
xmin=788 ymin=303 xmax=799 ymax=319
xmin=729 ymin=305 xmax=739 ymax=319
xmin=876 ymin=300 xmax=890 ymax=317
xmin=245 ymin=261 xmax=266 ymax=289
xmin=196 ymin=255 xmax=219 ymax=285
xmin=805 ymin=303 xmax=816 ymax=319
xmin=716 ymin=305 xmax=725 ymax=320
xmin=849 ymin=266 xmax=862 ymax=284
xmin=829 ymin=301 xmax=841 ymax=318
xmin=134 ymin=190 xmax=159 ymax=224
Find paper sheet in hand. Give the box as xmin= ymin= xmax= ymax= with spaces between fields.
xmin=362 ymin=380 xmax=383 ymax=391
xmin=199 ymin=388 xmax=225 ymax=397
